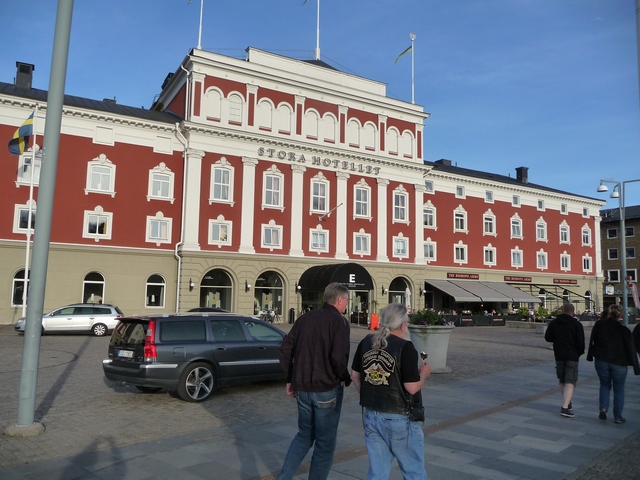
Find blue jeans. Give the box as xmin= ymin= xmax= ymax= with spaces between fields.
xmin=278 ymin=385 xmax=344 ymax=480
xmin=363 ymin=409 xmax=427 ymax=480
xmin=594 ymin=359 xmax=628 ymax=420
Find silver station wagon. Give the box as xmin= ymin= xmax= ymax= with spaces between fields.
xmin=14 ymin=303 xmax=124 ymax=336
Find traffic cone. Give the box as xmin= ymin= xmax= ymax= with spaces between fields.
xmin=369 ymin=313 xmax=379 ymax=330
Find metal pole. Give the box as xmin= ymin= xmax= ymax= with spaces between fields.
xmin=410 ymin=33 xmax=416 ymax=104
xmin=9 ymin=0 xmax=74 ymax=434
xmin=197 ymin=0 xmax=203 ymax=49
xmin=315 ymin=0 xmax=320 ymax=60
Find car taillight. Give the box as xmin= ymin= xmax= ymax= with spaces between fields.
xmin=143 ymin=318 xmax=157 ymax=362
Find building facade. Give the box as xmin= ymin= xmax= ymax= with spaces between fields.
xmin=0 ymin=49 xmax=605 ymax=325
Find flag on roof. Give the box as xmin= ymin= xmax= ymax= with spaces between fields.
xmin=8 ymin=111 xmax=34 ymax=156
xmin=394 ymin=45 xmax=412 ymax=64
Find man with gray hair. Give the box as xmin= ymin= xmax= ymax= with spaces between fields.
xmin=277 ymin=282 xmax=352 ymax=480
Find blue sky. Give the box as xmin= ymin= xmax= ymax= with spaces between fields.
xmin=2 ymin=0 xmax=639 ymax=209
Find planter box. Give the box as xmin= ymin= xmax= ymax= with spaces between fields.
xmin=408 ymin=324 xmax=454 ymax=374
xmin=456 ymin=316 xmax=474 ymax=327
xmin=490 ymin=316 xmax=505 ymax=326
xmin=473 ymin=315 xmax=492 ymax=326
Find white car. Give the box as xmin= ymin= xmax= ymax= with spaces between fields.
xmin=14 ymin=303 xmax=125 ymax=336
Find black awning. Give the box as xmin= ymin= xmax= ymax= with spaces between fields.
xmin=298 ymin=263 xmax=374 ymax=291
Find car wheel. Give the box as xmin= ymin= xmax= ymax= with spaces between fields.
xmin=177 ymin=362 xmax=215 ymax=402
xmin=92 ymin=323 xmax=108 ymax=336
xmin=135 ymin=386 xmax=163 ymax=394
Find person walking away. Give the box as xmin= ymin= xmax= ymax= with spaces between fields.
xmin=586 ymin=305 xmax=638 ymax=423
xmin=544 ymin=303 xmax=585 ymax=418
xmin=277 ymin=282 xmax=352 ymax=480
xmin=351 ymin=303 xmax=431 ymax=480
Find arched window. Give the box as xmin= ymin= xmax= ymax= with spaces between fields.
xmin=253 ymin=271 xmax=283 ymax=316
xmin=200 ymin=269 xmax=233 ymax=311
xmin=12 ymin=269 xmax=29 ymax=306
xmin=83 ymin=272 xmax=105 ymax=304
xmin=228 ymin=94 xmax=243 ymax=124
xmin=304 ymin=110 xmax=319 ymax=139
xmin=204 ymin=88 xmax=222 ymax=121
xmin=146 ymin=274 xmax=165 ymax=307
xmin=388 ymin=277 xmax=410 ymax=308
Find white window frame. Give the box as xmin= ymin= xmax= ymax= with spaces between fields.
xmin=353 ymin=229 xmax=371 ymax=257
xmin=485 ymin=190 xmax=494 ymax=203
xmin=511 ymin=247 xmax=523 ymax=268
xmin=483 ymin=210 xmax=496 ymax=236
xmin=210 ymin=158 xmax=235 ymax=205
xmin=310 ymin=172 xmax=329 ymax=214
xmin=228 ymin=93 xmax=243 ymax=124
xmin=559 ymin=221 xmax=570 ymax=244
xmin=608 ymin=248 xmax=619 ymax=260
xmin=608 ymin=270 xmax=620 ymax=283
xmin=560 ymin=252 xmax=571 ymax=272
xmin=454 ymin=241 xmax=468 ymax=265
xmin=16 ymin=149 xmax=42 ymax=187
xmin=392 ymin=186 xmax=409 ymax=224
xmin=560 ymin=203 xmax=568 ymax=215
xmin=145 ymin=274 xmax=166 ymax=308
xmin=85 ymin=154 xmax=116 ymax=197
xmin=582 ymin=255 xmax=592 ymax=273
xmin=261 ymin=220 xmax=283 ymax=251
xmin=424 ymin=180 xmax=434 ymax=194
xmin=83 ymin=206 xmax=113 ymax=241
xmin=537 ymin=199 xmax=545 ymax=211
xmin=13 ymin=201 xmax=36 ymax=234
xmin=582 ymin=207 xmax=589 ymax=218
xmin=628 ymin=269 xmax=637 ymax=282
xmin=147 ymin=162 xmax=175 ymax=203
xmin=512 ymin=195 xmax=520 ymax=207
xmin=581 ymin=225 xmax=592 ymax=246
xmin=423 ymin=200 xmax=437 ymax=230
xmin=455 ymin=185 xmax=465 ymax=199
xmin=262 ymin=166 xmax=284 ymax=211
xmin=607 ymin=228 xmax=618 ymax=239
xmin=392 ymin=234 xmax=409 ymax=259
xmin=627 ymin=247 xmax=636 ymax=259
xmin=510 ymin=214 xmax=523 ymax=239
xmin=424 ymin=238 xmax=437 ymax=262
xmin=310 ymin=227 xmax=329 ymax=253
xmin=537 ymin=250 xmax=548 ymax=270
xmin=484 ymin=244 xmax=496 ymax=266
xmin=453 ymin=205 xmax=468 ymax=233
xmin=208 ymin=215 xmax=232 ymax=247
xmin=354 ymin=180 xmax=371 ymax=220
xmin=536 ymin=218 xmax=547 ymax=242
xmin=146 ymin=212 xmax=172 ymax=246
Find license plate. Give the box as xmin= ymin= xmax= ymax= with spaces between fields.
xmin=116 ymin=349 xmax=133 ymax=358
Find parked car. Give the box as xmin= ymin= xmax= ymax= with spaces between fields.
xmin=14 ymin=303 xmax=125 ymax=336
xmin=187 ymin=307 xmax=228 ymax=313
xmin=102 ymin=313 xmax=286 ymax=402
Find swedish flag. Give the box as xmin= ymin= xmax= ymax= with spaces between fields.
xmin=394 ymin=45 xmax=412 ymax=64
xmin=8 ymin=111 xmax=34 ymax=156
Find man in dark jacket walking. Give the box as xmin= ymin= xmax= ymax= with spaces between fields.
xmin=277 ymin=282 xmax=351 ymax=480
xmin=545 ymin=303 xmax=585 ymax=418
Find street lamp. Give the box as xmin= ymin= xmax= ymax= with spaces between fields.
xmin=597 ymin=178 xmax=640 ymax=326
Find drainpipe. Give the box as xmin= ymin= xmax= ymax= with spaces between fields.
xmin=174 ymin=122 xmax=188 ymax=312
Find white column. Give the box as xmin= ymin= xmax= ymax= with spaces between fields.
xmin=335 ymin=171 xmax=350 ymax=260
xmin=289 ymin=164 xmax=306 ymax=257
xmin=182 ymin=148 xmax=204 ymax=251
xmin=414 ymin=183 xmax=426 ymax=264
xmin=239 ymin=156 xmax=258 ymax=254
xmin=376 ymin=178 xmax=389 ymax=262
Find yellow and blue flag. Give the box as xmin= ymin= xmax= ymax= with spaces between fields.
xmin=8 ymin=112 xmax=34 ymax=156
xmin=394 ymin=45 xmax=412 ymax=64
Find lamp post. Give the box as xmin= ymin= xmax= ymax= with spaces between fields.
xmin=597 ymin=178 xmax=640 ymax=326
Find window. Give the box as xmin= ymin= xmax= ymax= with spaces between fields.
xmin=626 ymin=226 xmax=635 ymax=237
xmin=510 ymin=215 xmax=522 ymax=239
xmin=607 ymin=228 xmax=618 ymax=239
xmin=354 ymin=230 xmax=371 ymax=256
xmin=511 ymin=248 xmax=523 ymax=268
xmin=581 ymin=226 xmax=592 ymax=246
xmin=560 ymin=252 xmax=571 ymax=271
xmin=261 ymin=220 xmax=282 ymax=250
xmin=354 ymin=181 xmax=371 ymax=218
xmin=454 ymin=206 xmax=467 ymax=233
xmin=559 ymin=223 xmax=570 ymax=244
xmin=310 ymin=228 xmax=329 ymax=252
xmin=210 ymin=158 xmax=234 ymax=204
xmin=560 ymin=203 xmax=568 ymax=214
xmin=627 ymin=247 xmax=636 ymax=259
xmin=392 ymin=234 xmax=409 ymax=259
xmin=393 ymin=187 xmax=408 ymax=223
xmin=263 ymin=166 xmax=284 ymax=210
xmin=12 ymin=269 xmax=29 ymax=306
xmin=582 ymin=207 xmax=589 ymax=218
xmin=608 ymin=270 xmax=620 ymax=282
xmin=424 ymin=239 xmax=436 ymax=261
xmin=536 ymin=218 xmax=547 ymax=242
xmin=228 ymin=94 xmax=243 ymax=124
xmin=537 ymin=199 xmax=545 ymax=211
xmin=483 ymin=211 xmax=496 ymax=236
xmin=83 ymin=271 xmax=105 ymax=304
xmin=16 ymin=150 xmax=42 ymax=186
xmin=512 ymin=195 xmax=520 ymax=207
xmin=537 ymin=250 xmax=548 ymax=270
xmin=454 ymin=241 xmax=467 ymax=264
xmin=146 ymin=274 xmax=165 ymax=308
xmin=424 ymin=180 xmax=434 ymax=194
xmin=311 ymin=173 xmax=328 ymax=212
xmin=13 ymin=202 xmax=36 ymax=234
xmin=608 ymin=248 xmax=618 ymax=260
xmin=85 ymin=154 xmax=116 ymax=197
xmin=147 ymin=163 xmax=175 ymax=202
xmin=485 ymin=191 xmax=493 ymax=203
xmin=484 ymin=245 xmax=496 ymax=266
xmin=209 ymin=215 xmax=232 ymax=246
xmin=455 ymin=185 xmax=465 ymax=198
xmin=146 ymin=212 xmax=172 ymax=245
xmin=83 ymin=206 xmax=112 ymax=241
xmin=582 ymin=255 xmax=592 ymax=273
xmin=628 ymin=269 xmax=637 ymax=282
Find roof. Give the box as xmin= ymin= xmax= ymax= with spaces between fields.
xmin=0 ymin=82 xmax=182 ymax=124
xmin=600 ymin=205 xmax=640 ymax=222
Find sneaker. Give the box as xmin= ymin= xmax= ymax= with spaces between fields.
xmin=599 ymin=409 xmax=607 ymax=420
xmin=614 ymin=418 xmax=626 ymax=424
xmin=568 ymin=402 xmax=573 ymax=411
xmin=561 ymin=407 xmax=575 ymax=418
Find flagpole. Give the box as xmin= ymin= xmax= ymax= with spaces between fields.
xmin=197 ymin=0 xmax=203 ymax=49
xmin=21 ymin=104 xmax=39 ymax=318
xmin=315 ymin=0 xmax=320 ymax=60
xmin=410 ymin=32 xmax=416 ymax=104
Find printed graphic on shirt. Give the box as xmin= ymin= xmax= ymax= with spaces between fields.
xmin=362 ymin=348 xmax=395 ymax=386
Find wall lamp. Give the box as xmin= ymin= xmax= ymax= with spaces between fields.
xmin=245 ymin=280 xmax=252 ymax=292
xmin=419 ymin=287 xmax=425 ymax=296
xmin=295 ymin=281 xmax=302 ymax=292
xmin=189 ymin=278 xmax=195 ymax=291
xmin=381 ymin=284 xmax=388 ymax=295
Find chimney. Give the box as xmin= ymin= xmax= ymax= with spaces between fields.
xmin=516 ymin=166 xmax=529 ymax=184
xmin=161 ymin=72 xmax=174 ymax=90
xmin=435 ymin=159 xmax=452 ymax=167
xmin=15 ymin=62 xmax=35 ymax=89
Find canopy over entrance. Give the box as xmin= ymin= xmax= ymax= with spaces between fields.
xmin=299 ymin=263 xmax=374 ymax=291
xmin=425 ymin=279 xmax=540 ymax=303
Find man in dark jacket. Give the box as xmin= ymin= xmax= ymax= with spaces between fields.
xmin=277 ymin=282 xmax=351 ymax=480
xmin=545 ymin=303 xmax=585 ymax=418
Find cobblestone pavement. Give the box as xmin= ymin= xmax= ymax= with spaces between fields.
xmin=1 ymin=322 xmax=638 ymax=479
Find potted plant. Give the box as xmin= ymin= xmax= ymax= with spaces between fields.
xmin=407 ymin=310 xmax=454 ymax=373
